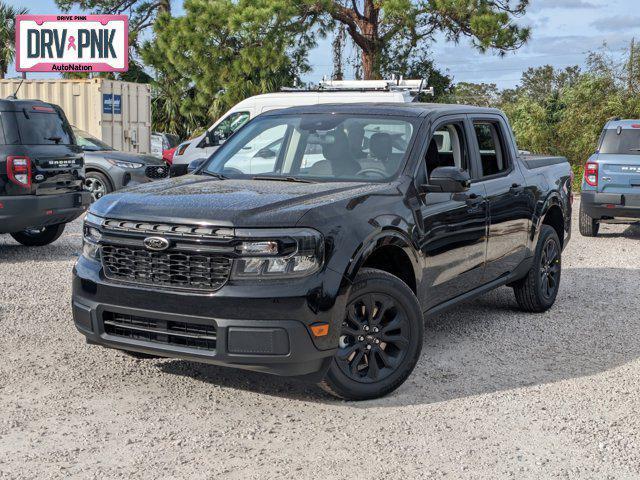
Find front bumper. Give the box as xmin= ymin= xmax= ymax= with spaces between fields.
xmin=0 ymin=191 xmax=91 ymax=234
xmin=72 ymin=256 xmax=346 ymax=379
xmin=581 ymin=191 xmax=640 ymax=219
xmin=113 ymin=164 xmax=169 ymax=190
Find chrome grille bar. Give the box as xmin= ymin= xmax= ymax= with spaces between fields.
xmin=102 ymin=219 xmax=234 ymax=239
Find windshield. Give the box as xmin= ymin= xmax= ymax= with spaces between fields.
xmin=73 ymin=127 xmax=114 ymax=151
xmin=600 ymin=128 xmax=640 ymax=155
xmin=14 ymin=110 xmax=74 ymax=145
xmin=202 ymin=114 xmax=417 ymax=182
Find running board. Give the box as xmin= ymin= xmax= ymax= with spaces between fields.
xmin=424 ymin=256 xmax=533 ymax=319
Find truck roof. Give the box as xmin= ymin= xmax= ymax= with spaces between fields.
xmin=231 ymin=90 xmax=413 ymax=109
xmin=0 ymin=97 xmax=53 ymax=111
xmin=263 ymin=102 xmax=504 ymax=118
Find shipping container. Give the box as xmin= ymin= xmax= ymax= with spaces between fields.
xmin=0 ymin=78 xmax=152 ymax=154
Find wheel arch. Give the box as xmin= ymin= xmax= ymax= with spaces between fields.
xmin=343 ymin=228 xmax=421 ymax=295
xmin=84 ymin=165 xmax=115 ymax=191
xmin=533 ymin=193 xmax=566 ymax=248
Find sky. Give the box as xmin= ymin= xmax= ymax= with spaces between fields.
xmin=5 ymin=0 xmax=636 ymax=89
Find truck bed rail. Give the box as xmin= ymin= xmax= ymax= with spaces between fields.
xmin=520 ymin=155 xmax=569 ymax=170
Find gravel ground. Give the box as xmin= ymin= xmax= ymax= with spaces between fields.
xmin=2 ymin=202 xmax=640 ymax=479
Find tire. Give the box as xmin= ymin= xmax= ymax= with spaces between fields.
xmin=10 ymin=223 xmax=66 ymax=247
xmin=319 ymin=268 xmax=423 ymax=400
xmin=85 ymin=171 xmax=113 ymax=202
xmin=579 ymin=204 xmax=599 ymax=237
xmin=513 ymin=225 xmax=562 ymax=313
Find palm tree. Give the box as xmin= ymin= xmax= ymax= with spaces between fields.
xmin=0 ymin=2 xmax=28 ymax=79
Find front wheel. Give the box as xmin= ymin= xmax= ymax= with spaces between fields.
xmin=512 ymin=225 xmax=562 ymax=313
xmin=319 ymin=268 xmax=423 ymax=400
xmin=10 ymin=223 xmax=66 ymax=246
xmin=85 ymin=171 xmax=113 ymax=202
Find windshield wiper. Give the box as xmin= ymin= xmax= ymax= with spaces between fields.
xmin=252 ymin=175 xmax=315 ymax=184
xmin=200 ymin=171 xmax=228 ymax=180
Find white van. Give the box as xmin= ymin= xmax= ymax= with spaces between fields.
xmin=170 ymin=79 xmax=429 ymax=175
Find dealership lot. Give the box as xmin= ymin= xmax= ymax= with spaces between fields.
xmin=1 ymin=203 xmax=640 ymax=479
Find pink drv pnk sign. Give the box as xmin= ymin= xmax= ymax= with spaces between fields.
xmin=16 ymin=15 xmax=128 ymax=73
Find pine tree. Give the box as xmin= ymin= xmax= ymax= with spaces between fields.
xmin=0 ymin=1 xmax=28 ymax=79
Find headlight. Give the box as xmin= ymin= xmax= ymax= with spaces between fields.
xmin=231 ymin=228 xmax=324 ymax=279
xmin=106 ymin=159 xmax=144 ymax=169
xmin=82 ymin=213 xmax=103 ymax=260
xmin=82 ymin=238 xmax=100 ymax=260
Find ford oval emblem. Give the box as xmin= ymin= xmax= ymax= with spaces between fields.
xmin=144 ymin=236 xmax=170 ymax=251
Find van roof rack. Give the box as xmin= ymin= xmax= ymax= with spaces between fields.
xmin=281 ymin=77 xmax=434 ymax=96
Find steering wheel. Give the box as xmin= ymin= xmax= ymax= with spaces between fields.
xmin=222 ymin=167 xmax=243 ymax=175
xmin=356 ymin=168 xmax=387 ymax=179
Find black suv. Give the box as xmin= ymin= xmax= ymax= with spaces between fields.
xmin=72 ymin=104 xmax=572 ymax=400
xmin=0 ymin=99 xmax=91 ymax=246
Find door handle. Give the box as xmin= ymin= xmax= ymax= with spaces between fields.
xmin=465 ymin=193 xmax=483 ymax=206
xmin=510 ymin=183 xmax=525 ymax=195
xmin=452 ymin=192 xmax=483 ymax=205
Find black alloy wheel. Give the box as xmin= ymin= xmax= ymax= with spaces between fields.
xmin=539 ymin=237 xmax=560 ymax=300
xmin=320 ymin=268 xmax=423 ymax=400
xmin=513 ymin=225 xmax=562 ymax=313
xmin=337 ymin=292 xmax=410 ymax=383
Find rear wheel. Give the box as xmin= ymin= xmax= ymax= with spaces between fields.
xmin=513 ymin=225 xmax=562 ymax=313
xmin=10 ymin=223 xmax=66 ymax=246
xmin=85 ymin=171 xmax=112 ymax=202
xmin=319 ymin=268 xmax=423 ymax=400
xmin=579 ymin=204 xmax=599 ymax=237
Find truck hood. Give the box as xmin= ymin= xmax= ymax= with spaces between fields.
xmin=90 ymin=175 xmax=388 ymax=227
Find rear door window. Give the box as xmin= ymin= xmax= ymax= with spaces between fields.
xmin=473 ymin=121 xmax=510 ymax=177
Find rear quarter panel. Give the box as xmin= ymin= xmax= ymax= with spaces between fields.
xmin=520 ymin=158 xmax=572 ymax=251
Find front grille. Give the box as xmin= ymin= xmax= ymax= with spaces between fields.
xmin=103 ymin=312 xmax=217 ymax=351
xmin=101 ymin=245 xmax=232 ymax=291
xmin=145 ymin=165 xmax=169 ymax=179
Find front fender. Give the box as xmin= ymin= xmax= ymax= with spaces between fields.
xmin=342 ymin=226 xmax=422 ymax=285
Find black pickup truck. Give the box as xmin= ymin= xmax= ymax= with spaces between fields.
xmin=0 ymin=99 xmax=91 ymax=246
xmin=72 ymin=104 xmax=572 ymax=400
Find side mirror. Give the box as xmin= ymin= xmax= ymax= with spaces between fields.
xmin=187 ymin=158 xmax=206 ymax=174
xmin=422 ymin=166 xmax=470 ymax=193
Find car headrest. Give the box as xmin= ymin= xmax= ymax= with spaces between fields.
xmin=370 ymin=133 xmax=392 ymax=161
xmin=322 ymin=130 xmax=350 ymax=162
